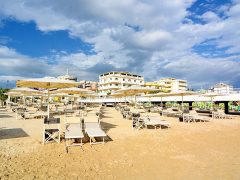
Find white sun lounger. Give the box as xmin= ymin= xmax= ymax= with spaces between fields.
xmin=24 ymin=111 xmax=48 ymax=120
xmin=65 ymin=123 xmax=84 ymax=152
xmin=85 ymin=122 xmax=107 ymax=145
xmin=143 ymin=117 xmax=170 ymax=129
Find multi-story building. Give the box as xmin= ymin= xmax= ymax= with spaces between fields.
xmin=158 ymin=78 xmax=187 ymax=92
xmin=79 ymin=80 xmax=98 ymax=91
xmin=209 ymin=83 xmax=234 ymax=94
xmin=98 ymin=71 xmax=144 ymax=95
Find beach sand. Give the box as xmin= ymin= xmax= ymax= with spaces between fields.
xmin=1 ymin=106 xmax=240 ymax=179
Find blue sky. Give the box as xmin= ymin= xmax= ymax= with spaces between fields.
xmin=0 ymin=0 xmax=239 ymax=89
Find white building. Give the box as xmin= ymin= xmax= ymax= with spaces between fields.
xmin=98 ymin=71 xmax=144 ymax=95
xmin=210 ymin=83 xmax=234 ymax=94
xmin=158 ymin=78 xmax=187 ymax=92
xmin=57 ymin=73 xmax=77 ymax=82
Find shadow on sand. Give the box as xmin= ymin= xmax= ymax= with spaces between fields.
xmin=0 ymin=128 xmax=29 ymax=140
xmin=0 ymin=115 xmax=14 ymax=118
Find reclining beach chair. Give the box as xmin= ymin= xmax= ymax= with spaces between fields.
xmin=43 ymin=117 xmax=61 ymax=144
xmin=85 ymin=122 xmax=107 ymax=145
xmin=143 ymin=116 xmax=170 ymax=129
xmin=65 ymin=123 xmax=84 ymax=153
xmin=23 ymin=110 xmax=48 ymax=120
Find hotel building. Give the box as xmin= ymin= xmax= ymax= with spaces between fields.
xmin=158 ymin=78 xmax=188 ymax=92
xmin=98 ymin=71 xmax=144 ymax=95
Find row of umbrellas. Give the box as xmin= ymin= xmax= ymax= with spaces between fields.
xmin=111 ymin=86 xmax=222 ymax=109
xmin=7 ymin=77 xmax=223 ymax=116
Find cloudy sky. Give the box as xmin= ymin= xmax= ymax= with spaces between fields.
xmin=0 ymin=0 xmax=240 ymax=89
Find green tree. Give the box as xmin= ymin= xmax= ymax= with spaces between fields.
xmin=0 ymin=88 xmax=9 ymax=107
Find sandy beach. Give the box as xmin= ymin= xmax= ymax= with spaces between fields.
xmin=1 ymin=106 xmax=240 ymax=179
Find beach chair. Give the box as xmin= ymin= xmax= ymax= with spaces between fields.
xmin=183 ymin=114 xmax=195 ymax=123
xmin=85 ymin=122 xmax=107 ymax=145
xmin=65 ymin=123 xmax=84 ymax=153
xmin=43 ymin=117 xmax=61 ymax=144
xmin=132 ymin=113 xmax=143 ymax=130
xmin=143 ymin=116 xmax=170 ymax=129
xmin=23 ymin=110 xmax=48 ymax=120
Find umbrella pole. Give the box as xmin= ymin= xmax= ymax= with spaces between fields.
xmin=182 ymin=96 xmax=183 ymax=111
xmin=48 ymin=90 xmax=50 ymax=118
xmin=161 ymin=97 xmax=163 ymax=116
xmin=134 ymin=95 xmax=137 ymax=108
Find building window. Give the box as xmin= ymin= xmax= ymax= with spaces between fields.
xmin=123 ymin=79 xmax=125 ymax=81
xmin=134 ymin=80 xmax=136 ymax=82
xmin=115 ymin=78 xmax=118 ymax=80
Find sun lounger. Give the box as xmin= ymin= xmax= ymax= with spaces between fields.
xmin=65 ymin=123 xmax=84 ymax=152
xmin=85 ymin=122 xmax=107 ymax=145
xmin=143 ymin=117 xmax=170 ymax=129
xmin=183 ymin=114 xmax=210 ymax=122
xmin=23 ymin=111 xmax=48 ymax=120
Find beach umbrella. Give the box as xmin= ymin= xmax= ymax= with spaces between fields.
xmin=56 ymin=87 xmax=97 ymax=107
xmin=5 ymin=92 xmax=23 ymax=96
xmin=4 ymin=92 xmax=23 ymax=104
xmin=10 ymin=87 xmax=41 ymax=94
xmin=201 ymin=92 xmax=223 ymax=110
xmin=167 ymin=91 xmax=197 ymax=110
xmin=144 ymin=92 xmax=171 ymax=108
xmin=16 ymin=77 xmax=80 ymax=118
xmin=9 ymin=87 xmax=42 ymax=105
xmin=56 ymin=87 xmax=93 ymax=95
xmin=115 ymin=86 xmax=157 ymax=107
xmin=111 ymin=92 xmax=126 ymax=104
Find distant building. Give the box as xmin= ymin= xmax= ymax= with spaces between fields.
xmin=57 ymin=72 xmax=77 ymax=82
xmin=98 ymin=71 xmax=144 ymax=95
xmin=58 ymin=74 xmax=77 ymax=81
xmin=158 ymin=78 xmax=187 ymax=92
xmin=210 ymin=83 xmax=234 ymax=94
xmin=79 ymin=80 xmax=98 ymax=91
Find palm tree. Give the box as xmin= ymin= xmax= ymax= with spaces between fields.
xmin=0 ymin=88 xmax=9 ymax=107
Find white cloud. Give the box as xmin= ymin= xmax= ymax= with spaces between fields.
xmin=0 ymin=0 xmax=240 ymax=88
